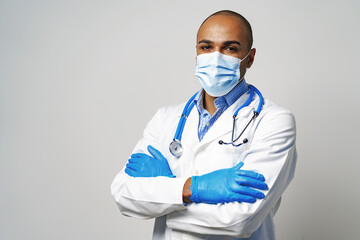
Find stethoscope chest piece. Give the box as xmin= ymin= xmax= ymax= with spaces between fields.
xmin=169 ymin=140 xmax=183 ymax=158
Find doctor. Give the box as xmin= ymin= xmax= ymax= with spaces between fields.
xmin=111 ymin=10 xmax=297 ymax=240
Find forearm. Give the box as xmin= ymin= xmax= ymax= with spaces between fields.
xmin=182 ymin=177 xmax=192 ymax=203
xmin=111 ymin=170 xmax=188 ymax=219
xmin=166 ymin=202 xmax=261 ymax=238
xmin=171 ymin=110 xmax=297 ymax=236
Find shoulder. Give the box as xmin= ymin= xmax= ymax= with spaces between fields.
xmin=146 ymin=102 xmax=187 ymax=131
xmin=248 ymin=93 xmax=295 ymax=126
xmin=261 ymin=99 xmax=295 ymax=119
xmin=261 ymin=99 xmax=296 ymax=124
xmin=157 ymin=102 xmax=186 ymax=115
xmin=154 ymin=102 xmax=187 ymax=121
xmin=253 ymin=99 xmax=296 ymax=141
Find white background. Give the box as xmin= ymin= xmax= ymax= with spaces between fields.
xmin=1 ymin=1 xmax=360 ymax=239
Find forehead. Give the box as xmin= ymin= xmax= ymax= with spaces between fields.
xmin=197 ymin=15 xmax=248 ymax=44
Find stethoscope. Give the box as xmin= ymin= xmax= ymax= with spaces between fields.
xmin=169 ymin=85 xmax=264 ymax=158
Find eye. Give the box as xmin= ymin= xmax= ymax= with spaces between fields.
xmin=200 ymin=45 xmax=212 ymax=50
xmin=224 ymin=46 xmax=238 ymax=52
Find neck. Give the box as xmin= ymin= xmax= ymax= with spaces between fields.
xmin=203 ymin=92 xmax=217 ymax=116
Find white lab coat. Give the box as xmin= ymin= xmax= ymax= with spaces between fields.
xmin=111 ymin=90 xmax=297 ymax=240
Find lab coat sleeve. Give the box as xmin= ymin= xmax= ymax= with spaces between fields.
xmin=165 ymin=107 xmax=297 ymax=237
xmin=111 ymin=107 xmax=188 ymax=219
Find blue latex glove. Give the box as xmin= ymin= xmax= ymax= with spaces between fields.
xmin=190 ymin=162 xmax=268 ymax=204
xmin=125 ymin=145 xmax=175 ymax=178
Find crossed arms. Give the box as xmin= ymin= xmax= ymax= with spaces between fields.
xmin=111 ymin=105 xmax=297 ymax=237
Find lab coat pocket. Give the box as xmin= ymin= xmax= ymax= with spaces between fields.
xmin=200 ymin=135 xmax=250 ymax=172
xmin=218 ymin=135 xmax=250 ymax=167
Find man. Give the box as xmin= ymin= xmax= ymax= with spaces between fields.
xmin=111 ymin=10 xmax=297 ymax=240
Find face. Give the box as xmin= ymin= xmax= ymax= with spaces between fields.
xmin=196 ymin=15 xmax=256 ymax=80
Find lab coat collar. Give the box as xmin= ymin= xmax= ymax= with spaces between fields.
xmin=181 ymin=90 xmax=257 ymax=151
xmin=200 ymin=90 xmax=255 ymax=146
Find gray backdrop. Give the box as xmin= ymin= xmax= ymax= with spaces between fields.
xmin=1 ymin=0 xmax=359 ymax=239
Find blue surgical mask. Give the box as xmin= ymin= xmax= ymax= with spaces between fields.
xmin=195 ymin=51 xmax=250 ymax=97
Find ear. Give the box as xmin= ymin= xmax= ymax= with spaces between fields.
xmin=246 ymin=48 xmax=256 ymax=68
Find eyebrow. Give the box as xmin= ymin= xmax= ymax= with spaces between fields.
xmin=197 ymin=39 xmax=241 ymax=46
xmin=198 ymin=39 xmax=213 ymax=44
xmin=224 ymin=41 xmax=241 ymax=46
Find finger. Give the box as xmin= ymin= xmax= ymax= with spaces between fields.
xmin=231 ymin=184 xmax=265 ymax=199
xmin=130 ymin=153 xmax=150 ymax=158
xmin=228 ymin=192 xmax=256 ymax=203
xmin=235 ymin=169 xmax=265 ymax=181
xmin=128 ymin=158 xmax=142 ymax=164
xmin=126 ymin=163 xmax=139 ymax=172
xmin=147 ymin=145 xmax=165 ymax=160
xmin=236 ymin=195 xmax=256 ymax=203
xmin=234 ymin=176 xmax=269 ymax=190
xmin=125 ymin=167 xmax=137 ymax=177
xmin=234 ymin=161 xmax=244 ymax=169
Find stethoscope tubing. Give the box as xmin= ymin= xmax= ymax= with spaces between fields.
xmin=226 ymin=85 xmax=263 ymax=146
xmin=253 ymin=86 xmax=264 ymax=115
xmin=234 ymin=86 xmax=254 ymax=116
xmin=170 ymin=85 xmax=263 ymax=157
xmin=231 ymin=112 xmax=257 ymax=145
xmin=173 ymin=92 xmax=198 ymax=141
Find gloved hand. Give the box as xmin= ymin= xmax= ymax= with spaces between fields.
xmin=190 ymin=162 xmax=268 ymax=204
xmin=125 ymin=145 xmax=175 ymax=178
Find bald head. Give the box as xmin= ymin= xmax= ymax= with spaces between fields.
xmin=198 ymin=10 xmax=253 ymax=51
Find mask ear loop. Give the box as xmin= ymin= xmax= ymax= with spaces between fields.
xmin=237 ymin=49 xmax=253 ymax=82
xmin=240 ymin=49 xmax=252 ymax=62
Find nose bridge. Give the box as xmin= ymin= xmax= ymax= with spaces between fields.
xmin=212 ymin=51 xmax=222 ymax=65
xmin=214 ymin=45 xmax=222 ymax=53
